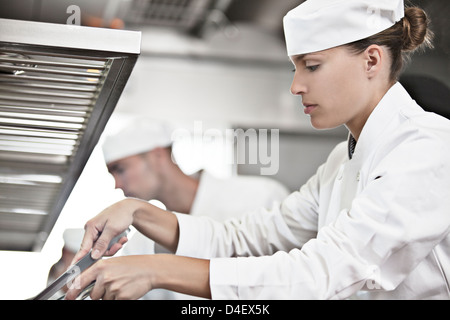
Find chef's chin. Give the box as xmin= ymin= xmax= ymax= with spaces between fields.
xmin=309 ymin=117 xmax=340 ymax=131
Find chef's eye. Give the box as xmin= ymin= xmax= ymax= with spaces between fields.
xmin=291 ymin=68 xmax=296 ymax=73
xmin=306 ymin=65 xmax=319 ymax=72
xmin=112 ymin=166 xmax=124 ymax=175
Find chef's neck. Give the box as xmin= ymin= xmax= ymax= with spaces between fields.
xmin=345 ymin=81 xmax=393 ymax=141
xmin=158 ymin=165 xmax=199 ymax=214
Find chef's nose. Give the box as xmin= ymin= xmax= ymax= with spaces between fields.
xmin=290 ymin=74 xmax=307 ymax=96
xmin=114 ymin=177 xmax=123 ymax=190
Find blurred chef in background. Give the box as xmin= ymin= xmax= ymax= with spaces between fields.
xmin=102 ymin=118 xmax=289 ymax=221
xmin=100 ymin=117 xmax=289 ymax=299
xmin=101 ymin=117 xmax=289 ymax=221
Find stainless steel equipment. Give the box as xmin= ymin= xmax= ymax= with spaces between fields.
xmin=0 ymin=18 xmax=140 ymax=251
xmin=31 ymin=229 xmax=130 ymax=300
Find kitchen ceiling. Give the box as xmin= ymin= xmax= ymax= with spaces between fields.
xmin=0 ymin=0 xmax=308 ymax=66
xmin=0 ymin=0 xmax=303 ymax=36
xmin=0 ymin=0 xmax=446 ymax=57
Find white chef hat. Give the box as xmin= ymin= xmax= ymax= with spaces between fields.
xmin=102 ymin=117 xmax=173 ymax=164
xmin=63 ymin=228 xmax=84 ymax=253
xmin=283 ymin=0 xmax=404 ymax=56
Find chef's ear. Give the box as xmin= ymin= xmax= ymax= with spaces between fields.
xmin=364 ymin=45 xmax=384 ymax=79
xmin=151 ymin=147 xmax=169 ymax=159
xmin=149 ymin=147 xmax=172 ymax=167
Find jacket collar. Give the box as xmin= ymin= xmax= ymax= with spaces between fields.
xmin=348 ymin=82 xmax=413 ymax=162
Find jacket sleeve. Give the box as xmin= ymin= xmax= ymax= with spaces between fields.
xmin=175 ymin=166 xmax=322 ymax=259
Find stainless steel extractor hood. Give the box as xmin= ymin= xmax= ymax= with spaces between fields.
xmin=0 ymin=18 xmax=140 ymax=252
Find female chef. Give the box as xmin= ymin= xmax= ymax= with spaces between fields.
xmin=66 ymin=0 xmax=450 ymax=300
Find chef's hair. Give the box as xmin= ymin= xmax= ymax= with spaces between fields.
xmin=346 ymin=6 xmax=434 ymax=82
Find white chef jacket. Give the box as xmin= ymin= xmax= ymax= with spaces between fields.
xmin=190 ymin=171 xmax=290 ymax=220
xmin=175 ymin=82 xmax=450 ymax=299
xmin=119 ymin=171 xmax=289 ymax=299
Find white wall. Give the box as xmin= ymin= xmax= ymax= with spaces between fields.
xmin=115 ymin=56 xmax=308 ymax=129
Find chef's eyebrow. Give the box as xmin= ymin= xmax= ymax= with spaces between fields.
xmin=289 ymin=54 xmax=306 ymax=64
xmin=290 ymin=53 xmax=325 ymax=64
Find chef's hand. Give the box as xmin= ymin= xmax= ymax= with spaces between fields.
xmin=72 ymin=199 xmax=137 ymax=264
xmin=65 ymin=255 xmax=153 ymax=300
xmin=72 ymin=197 xmax=180 ymax=264
xmin=65 ymin=254 xmax=212 ymax=300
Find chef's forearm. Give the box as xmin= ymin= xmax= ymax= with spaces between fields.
xmin=119 ymin=200 xmax=212 ymax=298
xmin=151 ymin=254 xmax=211 ymax=299
xmin=129 ymin=198 xmax=180 ymax=253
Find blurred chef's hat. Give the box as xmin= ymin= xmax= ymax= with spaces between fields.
xmin=63 ymin=228 xmax=84 ymax=253
xmin=283 ymin=0 xmax=404 ymax=56
xmin=102 ymin=117 xmax=173 ymax=164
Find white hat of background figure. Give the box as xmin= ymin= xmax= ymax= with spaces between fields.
xmin=102 ymin=118 xmax=173 ymax=164
xmin=63 ymin=228 xmax=84 ymax=253
xmin=283 ymin=0 xmax=405 ymax=56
